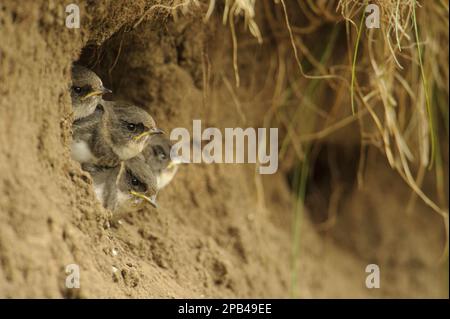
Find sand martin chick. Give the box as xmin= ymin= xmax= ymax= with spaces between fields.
xmin=72 ymin=101 xmax=163 ymax=167
xmin=143 ymin=135 xmax=186 ymax=190
xmin=71 ymin=65 xmax=111 ymax=120
xmin=83 ymin=155 xmax=158 ymax=212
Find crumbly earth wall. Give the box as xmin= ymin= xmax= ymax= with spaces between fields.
xmin=0 ymin=1 xmax=446 ymax=298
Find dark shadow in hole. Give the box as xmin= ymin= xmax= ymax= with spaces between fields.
xmin=286 ymin=143 xmax=362 ymax=226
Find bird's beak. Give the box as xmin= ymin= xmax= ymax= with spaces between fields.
xmin=81 ymin=86 xmax=112 ymax=100
xmin=167 ymin=156 xmax=190 ymax=169
xmin=149 ymin=127 xmax=165 ymax=136
xmin=101 ymin=86 xmax=112 ymax=94
xmin=133 ymin=128 xmax=164 ymax=142
xmin=130 ymin=190 xmax=158 ymax=208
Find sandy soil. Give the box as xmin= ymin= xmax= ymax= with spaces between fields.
xmin=0 ymin=0 xmax=447 ymax=298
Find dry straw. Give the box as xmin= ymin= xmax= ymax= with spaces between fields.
xmin=133 ymin=0 xmax=449 ymax=261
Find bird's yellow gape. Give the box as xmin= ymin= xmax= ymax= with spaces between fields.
xmin=81 ymin=90 xmax=104 ymax=100
xmin=133 ymin=131 xmax=151 ymax=142
xmin=81 ymin=86 xmax=111 ymax=100
xmin=133 ymin=128 xmax=164 ymax=142
xmin=130 ymin=190 xmax=157 ymax=208
xmin=166 ymin=161 xmax=176 ymax=170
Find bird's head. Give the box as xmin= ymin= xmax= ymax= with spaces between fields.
xmin=117 ymin=155 xmax=158 ymax=208
xmin=71 ymin=65 xmax=111 ymax=119
xmin=104 ymin=101 xmax=163 ymax=160
xmin=142 ymin=134 xmax=188 ymax=189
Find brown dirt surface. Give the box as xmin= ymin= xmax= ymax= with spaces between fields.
xmin=0 ymin=0 xmax=448 ymax=298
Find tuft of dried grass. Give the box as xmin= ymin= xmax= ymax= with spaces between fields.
xmin=135 ymin=0 xmax=449 ymax=260
xmin=204 ymin=0 xmax=262 ymax=42
xmin=338 ymin=1 xmax=448 ymax=228
xmin=204 ymin=0 xmax=263 ymax=86
xmin=203 ymin=0 xmax=449 ymax=259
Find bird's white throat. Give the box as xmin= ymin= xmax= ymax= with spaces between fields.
xmin=157 ymin=166 xmax=179 ymax=189
xmin=113 ymin=139 xmax=147 ymax=160
xmin=71 ymin=140 xmax=95 ymax=163
xmin=73 ymin=97 xmax=99 ymax=120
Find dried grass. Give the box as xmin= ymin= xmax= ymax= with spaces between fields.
xmin=134 ymin=0 xmax=449 ymax=261
xmin=338 ymin=1 xmax=449 ymax=259
xmin=207 ymin=0 xmax=448 ymax=260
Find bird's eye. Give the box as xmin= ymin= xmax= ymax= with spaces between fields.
xmin=154 ymin=146 xmax=167 ymax=160
xmin=127 ymin=123 xmax=136 ymax=132
xmin=131 ymin=177 xmax=140 ymax=186
xmin=73 ymin=86 xmax=82 ymax=94
xmin=158 ymin=152 xmax=167 ymax=160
